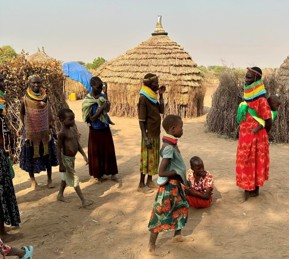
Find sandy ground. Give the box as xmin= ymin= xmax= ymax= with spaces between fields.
xmin=9 ymin=86 xmax=289 ymax=259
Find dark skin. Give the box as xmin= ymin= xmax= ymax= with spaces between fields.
xmin=149 ymin=118 xmax=188 ymax=254
xmin=57 ymin=111 xmax=92 ymax=207
xmin=184 ymin=160 xmax=213 ymax=200
xmin=139 ymin=77 xmax=165 ymax=188
xmin=19 ymin=77 xmax=54 ymax=189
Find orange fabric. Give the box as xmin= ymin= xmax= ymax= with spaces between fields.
xmin=236 ymin=97 xmax=272 ymax=191
xmin=186 ymin=195 xmax=212 ymax=208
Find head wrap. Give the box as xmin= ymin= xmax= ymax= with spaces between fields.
xmin=28 ymin=74 xmax=42 ymax=81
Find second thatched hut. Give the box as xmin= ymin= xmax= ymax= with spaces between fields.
xmin=95 ymin=16 xmax=204 ymax=117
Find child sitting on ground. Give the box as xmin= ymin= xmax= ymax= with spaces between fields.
xmin=0 ymin=238 xmax=33 ymax=259
xmin=184 ymin=156 xmax=214 ymax=208
xmin=148 ymin=115 xmax=190 ymax=255
xmin=57 ymin=108 xmax=93 ymax=208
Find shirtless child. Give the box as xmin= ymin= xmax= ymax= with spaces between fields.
xmin=57 ymin=108 xmax=93 ymax=208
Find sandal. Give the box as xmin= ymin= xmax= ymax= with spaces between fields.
xmin=20 ymin=245 xmax=33 ymax=259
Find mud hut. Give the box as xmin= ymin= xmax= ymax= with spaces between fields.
xmin=95 ymin=16 xmax=204 ymax=117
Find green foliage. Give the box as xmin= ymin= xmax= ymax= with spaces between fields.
xmin=0 ymin=45 xmax=18 ymax=64
xmin=198 ymin=65 xmax=208 ymax=73
xmin=86 ymin=57 xmax=106 ymax=70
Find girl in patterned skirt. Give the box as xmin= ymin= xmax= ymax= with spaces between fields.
xmin=148 ymin=115 xmax=189 ymax=254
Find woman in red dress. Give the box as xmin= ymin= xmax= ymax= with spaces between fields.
xmin=236 ymin=67 xmax=272 ymax=201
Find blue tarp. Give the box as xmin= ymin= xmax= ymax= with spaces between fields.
xmin=62 ymin=61 xmax=93 ymax=92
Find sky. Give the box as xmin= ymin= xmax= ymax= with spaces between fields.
xmin=1 ymin=0 xmax=289 ymax=68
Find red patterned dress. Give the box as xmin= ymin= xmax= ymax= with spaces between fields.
xmin=236 ymin=97 xmax=271 ymax=191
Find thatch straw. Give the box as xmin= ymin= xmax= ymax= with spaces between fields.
xmin=206 ymin=70 xmax=244 ymax=137
xmin=0 ymin=54 xmax=68 ymax=162
xmin=94 ymin=17 xmax=204 ymax=117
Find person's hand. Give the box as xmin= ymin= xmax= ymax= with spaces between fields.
xmin=59 ymin=164 xmax=66 ymax=172
xmin=145 ymin=137 xmax=152 ymax=149
xmin=251 ymin=128 xmax=258 ymax=134
xmin=83 ymin=155 xmax=88 ymax=165
xmin=158 ymin=85 xmax=166 ymax=95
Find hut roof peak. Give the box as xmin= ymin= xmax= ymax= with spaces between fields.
xmin=152 ymin=15 xmax=168 ymax=36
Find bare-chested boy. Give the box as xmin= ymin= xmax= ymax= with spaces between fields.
xmin=57 ymin=108 xmax=93 ymax=208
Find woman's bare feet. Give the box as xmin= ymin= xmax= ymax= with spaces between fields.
xmin=172 ymin=235 xmax=193 ymax=243
xmin=89 ymin=178 xmax=101 ymax=184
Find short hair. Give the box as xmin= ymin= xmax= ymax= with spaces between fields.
xmin=143 ymin=73 xmax=157 ymax=87
xmin=58 ymin=108 xmax=74 ymax=121
xmin=190 ymin=156 xmax=203 ymax=167
xmin=162 ymin=114 xmax=182 ymax=132
xmin=90 ymin=76 xmax=102 ymax=87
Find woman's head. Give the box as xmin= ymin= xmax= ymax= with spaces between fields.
xmin=143 ymin=73 xmax=159 ymax=92
xmin=245 ymin=67 xmax=262 ymax=86
xmin=90 ymin=76 xmax=103 ymax=94
xmin=28 ymin=74 xmax=42 ymax=93
xmin=162 ymin=114 xmax=183 ymax=138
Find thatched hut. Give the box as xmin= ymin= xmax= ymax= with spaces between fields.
xmin=95 ymin=16 xmax=204 ymax=117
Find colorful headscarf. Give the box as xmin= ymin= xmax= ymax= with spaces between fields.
xmin=243 ymin=79 xmax=266 ymax=101
xmin=28 ymin=74 xmax=42 ymax=81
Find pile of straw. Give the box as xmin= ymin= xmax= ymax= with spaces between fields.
xmin=0 ymin=54 xmax=67 ymax=162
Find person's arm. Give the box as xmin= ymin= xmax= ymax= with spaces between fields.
xmin=185 ymin=187 xmax=213 ymax=200
xmin=20 ymin=101 xmax=25 ymax=125
xmin=264 ymin=118 xmax=272 ymax=133
xmin=158 ymin=157 xmax=177 ymax=177
xmin=78 ymin=141 xmax=88 ymax=164
xmin=57 ymin=132 xmax=66 ymax=172
xmin=251 ymin=123 xmax=264 ymax=134
xmin=139 ymin=121 xmax=152 ymax=149
xmin=89 ymin=102 xmax=108 ymax=122
xmin=158 ymin=86 xmax=166 ymax=114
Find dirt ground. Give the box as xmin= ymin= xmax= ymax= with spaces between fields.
xmin=9 ymin=86 xmax=289 ymax=259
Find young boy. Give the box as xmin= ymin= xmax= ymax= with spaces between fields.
xmin=184 ymin=156 xmax=214 ymax=208
xmin=57 ymin=108 xmax=93 ymax=208
xmin=137 ymin=73 xmax=166 ymax=193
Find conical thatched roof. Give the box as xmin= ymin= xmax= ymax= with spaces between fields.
xmin=95 ymin=16 xmax=204 ymax=117
xmin=277 ymin=56 xmax=289 ymax=90
xmin=26 ymin=47 xmax=55 ymax=63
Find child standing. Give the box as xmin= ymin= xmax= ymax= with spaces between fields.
xmin=57 ymin=108 xmax=93 ymax=208
xmin=184 ymin=156 xmax=214 ymax=208
xmin=148 ymin=115 xmax=189 ymax=254
xmin=137 ymin=73 xmax=165 ymax=193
